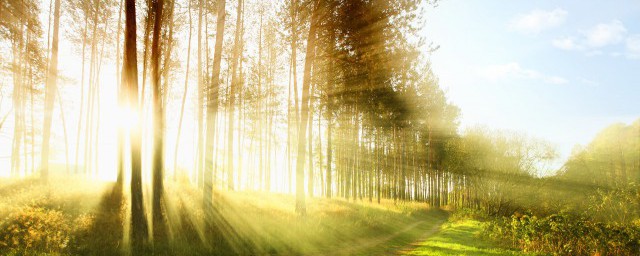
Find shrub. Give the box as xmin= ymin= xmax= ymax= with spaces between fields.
xmin=485 ymin=212 xmax=640 ymax=255
xmin=451 ymin=207 xmax=489 ymax=221
xmin=0 ymin=207 xmax=71 ymax=254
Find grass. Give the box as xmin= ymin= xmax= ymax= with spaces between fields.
xmin=0 ymin=176 xmax=450 ymax=255
xmin=402 ymin=220 xmax=531 ymax=256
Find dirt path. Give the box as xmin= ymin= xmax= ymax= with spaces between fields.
xmin=331 ymin=211 xmax=449 ymax=255
xmin=393 ymin=218 xmax=447 ymax=255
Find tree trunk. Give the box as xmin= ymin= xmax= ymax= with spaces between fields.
xmin=116 ymin=0 xmax=125 ymax=187
xmin=318 ymin=109 xmax=323 ymax=197
xmin=307 ymin=96 xmax=313 ymax=196
xmin=326 ymin=115 xmax=332 ymax=198
xmin=41 ymin=0 xmax=61 ymax=181
xmin=11 ymin=40 xmax=24 ymax=177
xmin=204 ymin=0 xmax=226 ymax=218
xmin=150 ymin=0 xmax=165 ymax=243
xmin=296 ymin=0 xmax=319 ymax=215
xmin=123 ymin=0 xmax=148 ymax=251
xmin=196 ymin=0 xmax=204 ymax=188
xmin=75 ymin=15 xmax=88 ymax=174
xmin=55 ymin=89 xmax=69 ymax=174
xmin=227 ymin=0 xmax=243 ymax=191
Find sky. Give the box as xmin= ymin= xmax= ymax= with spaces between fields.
xmin=422 ymin=1 xmax=640 ymax=170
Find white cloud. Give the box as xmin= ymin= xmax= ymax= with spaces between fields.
xmin=582 ymin=20 xmax=627 ymax=47
xmin=478 ymin=62 xmax=568 ymax=85
xmin=509 ymin=8 xmax=567 ymax=35
xmin=625 ymin=34 xmax=640 ymax=59
xmin=552 ymin=37 xmax=581 ymax=50
xmin=553 ymin=20 xmax=629 ymax=56
xmin=479 ymin=62 xmax=534 ymax=81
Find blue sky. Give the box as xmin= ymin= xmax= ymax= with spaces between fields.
xmin=422 ymin=1 xmax=640 ymax=168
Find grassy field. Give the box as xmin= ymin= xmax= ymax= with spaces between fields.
xmin=402 ymin=220 xmax=530 ymax=256
xmin=0 ymin=177 xmax=453 ymax=255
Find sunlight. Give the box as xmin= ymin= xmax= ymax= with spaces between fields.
xmin=0 ymin=0 xmax=638 ymax=255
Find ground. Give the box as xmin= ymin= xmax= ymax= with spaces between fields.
xmin=0 ymin=177 xmax=527 ymax=255
xmin=403 ymin=220 xmax=530 ymax=256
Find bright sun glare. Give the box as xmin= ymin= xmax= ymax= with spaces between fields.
xmin=0 ymin=0 xmax=639 ymax=255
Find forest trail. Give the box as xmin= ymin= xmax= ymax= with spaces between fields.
xmin=330 ymin=210 xmax=449 ymax=255
xmin=399 ymin=220 xmax=528 ymax=256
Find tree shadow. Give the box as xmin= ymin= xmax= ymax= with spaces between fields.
xmin=71 ymin=183 xmax=125 ymax=255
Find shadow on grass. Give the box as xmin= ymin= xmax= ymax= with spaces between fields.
xmin=71 ymin=183 xmax=125 ymax=255
xmin=0 ymin=178 xmax=454 ymax=256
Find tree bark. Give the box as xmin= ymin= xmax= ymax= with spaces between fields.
xmin=150 ymin=0 xmax=165 ymax=243
xmin=123 ymin=0 xmax=148 ymax=251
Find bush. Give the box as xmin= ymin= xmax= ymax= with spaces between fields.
xmin=450 ymin=207 xmax=489 ymax=222
xmin=485 ymin=212 xmax=640 ymax=255
xmin=0 ymin=207 xmax=71 ymax=254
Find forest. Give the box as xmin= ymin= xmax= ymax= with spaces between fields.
xmin=0 ymin=0 xmax=639 ymax=255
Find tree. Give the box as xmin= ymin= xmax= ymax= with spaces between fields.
xmin=295 ymin=0 xmax=319 ymax=215
xmin=196 ymin=0 xmax=204 ymax=188
xmin=41 ymin=0 xmax=61 ymax=181
xmin=150 ymin=0 xmax=165 ymax=242
xmin=122 ymin=0 xmax=148 ymax=250
xmin=116 ymin=0 xmax=124 ymax=187
xmin=204 ymin=0 xmax=226 ymax=216
xmin=1 ymin=0 xmax=44 ymax=177
xmin=562 ymin=120 xmax=640 ymax=187
xmin=227 ymin=0 xmax=243 ymax=191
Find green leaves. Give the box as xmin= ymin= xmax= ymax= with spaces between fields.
xmin=488 ymin=212 xmax=640 ymax=255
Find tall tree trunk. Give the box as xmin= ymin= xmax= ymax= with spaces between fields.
xmin=75 ymin=15 xmax=88 ymax=174
xmin=55 ymin=89 xmax=69 ymax=173
xmin=326 ymin=115 xmax=332 ymax=198
xmin=116 ymin=0 xmax=125 ymax=186
xmin=296 ymin=0 xmax=319 ymax=215
xmin=307 ymin=103 xmax=313 ymax=196
xmin=123 ymin=0 xmax=148 ymax=251
xmin=41 ymin=0 xmax=61 ymax=181
xmin=83 ymin=4 xmax=100 ymax=175
xmin=204 ymin=0 xmax=226 ymax=218
xmin=318 ymin=109 xmax=323 ymax=197
xmin=150 ymin=0 xmax=165 ymax=243
xmin=227 ymin=0 xmax=243 ymax=191
xmin=141 ymin=0 xmax=155 ymax=104
xmin=290 ymin=0 xmax=300 ymax=193
xmin=196 ymin=0 xmax=204 ymax=188
xmin=256 ymin=12 xmax=264 ymax=190
xmin=11 ymin=40 xmax=23 ymax=177
xmin=28 ymin=57 xmax=34 ymax=175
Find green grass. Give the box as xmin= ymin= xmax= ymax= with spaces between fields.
xmin=403 ymin=220 xmax=530 ymax=256
xmin=0 ymin=177 xmax=450 ymax=255
xmin=0 ymin=177 xmax=534 ymax=255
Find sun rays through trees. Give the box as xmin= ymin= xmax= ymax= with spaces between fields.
xmin=0 ymin=0 xmax=639 ymax=255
